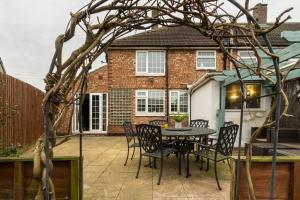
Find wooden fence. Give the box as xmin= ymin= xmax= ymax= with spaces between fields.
xmin=0 ymin=73 xmax=44 ymax=151
xmin=0 ymin=156 xmax=79 ymax=200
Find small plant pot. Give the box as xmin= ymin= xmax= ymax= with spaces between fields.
xmin=175 ymin=122 xmax=182 ymax=128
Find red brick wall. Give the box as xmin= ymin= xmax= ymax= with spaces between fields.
xmin=57 ymin=65 xmax=108 ymax=135
xmin=106 ymin=49 xmax=224 ymax=134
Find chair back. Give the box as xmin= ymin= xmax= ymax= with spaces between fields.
xmin=216 ymin=124 xmax=239 ymax=156
xmin=136 ymin=124 xmax=163 ymax=154
xmin=224 ymin=121 xmax=234 ymax=127
xmin=149 ymin=119 xmax=167 ymax=126
xmin=123 ymin=121 xmax=135 ymax=143
xmin=190 ymin=119 xmax=209 ymax=128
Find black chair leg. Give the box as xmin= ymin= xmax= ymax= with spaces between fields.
xmin=157 ymin=158 xmax=163 ymax=185
xmin=178 ymin=153 xmax=182 ymax=175
xmin=136 ymin=150 xmax=142 ymax=178
xmin=154 ymin=158 xmax=157 ymax=169
xmin=124 ymin=147 xmax=130 ymax=166
xmin=227 ymin=159 xmax=231 ymax=169
xmin=131 ymin=147 xmax=136 ymax=160
xmin=149 ymin=157 xmax=152 ymax=168
xmin=206 ymin=158 xmax=209 ymax=171
xmin=200 ymin=156 xmax=203 ymax=170
xmin=186 ymin=153 xmax=190 ymax=178
xmin=214 ymin=161 xmax=222 ymax=190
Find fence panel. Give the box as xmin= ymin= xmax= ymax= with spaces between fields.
xmin=0 ymin=73 xmax=44 ymax=151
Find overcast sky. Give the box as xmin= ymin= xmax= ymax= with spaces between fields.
xmin=1 ymin=0 xmax=300 ymax=90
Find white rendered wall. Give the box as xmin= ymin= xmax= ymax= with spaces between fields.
xmin=191 ymin=80 xmax=220 ymax=130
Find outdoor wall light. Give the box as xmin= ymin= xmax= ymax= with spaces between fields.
xmin=230 ymin=93 xmax=239 ymax=100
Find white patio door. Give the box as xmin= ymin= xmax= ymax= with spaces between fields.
xmin=89 ymin=93 xmax=102 ymax=133
xmin=72 ymin=94 xmax=80 ymax=133
xmin=72 ymin=93 xmax=107 ymax=134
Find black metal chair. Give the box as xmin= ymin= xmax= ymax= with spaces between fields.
xmin=135 ymin=124 xmax=175 ymax=185
xmin=189 ymin=119 xmax=209 ymax=159
xmin=205 ymin=121 xmax=235 ymax=145
xmin=123 ymin=121 xmax=140 ymax=166
xmin=190 ymin=119 xmax=209 ymax=128
xmin=149 ymin=119 xmax=173 ymax=147
xmin=194 ymin=124 xmax=239 ymax=190
xmin=149 ymin=119 xmax=167 ymax=126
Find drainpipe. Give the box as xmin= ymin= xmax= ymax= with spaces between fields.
xmin=217 ymin=81 xmax=226 ymax=131
xmin=189 ymin=88 xmax=192 ymax=125
xmin=166 ymin=48 xmax=170 ymax=122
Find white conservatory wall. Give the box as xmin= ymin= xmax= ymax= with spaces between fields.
xmin=191 ymin=80 xmax=220 ymax=130
xmin=191 ymin=80 xmax=272 ymax=147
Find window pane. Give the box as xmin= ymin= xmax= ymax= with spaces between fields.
xmin=91 ymin=95 xmax=100 ymax=130
xmin=197 ymin=58 xmax=215 ymax=68
xmin=137 ymin=91 xmax=146 ymax=97
xmin=148 ymin=91 xmax=164 ymax=113
xmin=197 ymin=51 xmax=215 ymax=68
xmin=137 ymin=52 xmax=147 ymax=73
xmin=246 ymin=84 xmax=261 ymax=108
xmin=198 ymin=52 xmax=215 ymax=57
xmin=170 ymin=92 xmax=178 ymax=112
xmin=179 ymin=92 xmax=188 ymax=113
xmin=225 ymin=83 xmax=242 ymax=109
xmin=148 ymin=51 xmax=165 ymax=74
xmin=238 ymin=51 xmax=257 ymax=65
xmin=102 ymin=94 xmax=107 ymax=131
xmin=226 ymin=83 xmax=261 ymax=109
xmin=137 ymin=98 xmax=146 ymax=112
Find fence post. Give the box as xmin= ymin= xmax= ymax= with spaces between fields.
xmin=13 ymin=161 xmax=24 ymax=200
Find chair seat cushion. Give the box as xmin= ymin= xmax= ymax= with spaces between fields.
xmin=194 ymin=149 xmax=228 ymax=161
xmin=143 ymin=148 xmax=176 ymax=158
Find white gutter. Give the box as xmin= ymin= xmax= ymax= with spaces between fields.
xmin=188 ymin=72 xmax=224 ymax=95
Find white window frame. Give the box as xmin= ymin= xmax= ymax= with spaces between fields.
xmin=135 ymin=90 xmax=165 ymax=116
xmin=196 ymin=50 xmax=216 ymax=70
xmin=72 ymin=93 xmax=108 ymax=134
xmin=136 ymin=50 xmax=166 ymax=76
xmin=169 ymin=90 xmax=189 ymax=114
xmin=237 ymin=50 xmax=257 ymax=65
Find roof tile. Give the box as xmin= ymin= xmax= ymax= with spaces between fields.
xmin=111 ymin=23 xmax=300 ymax=48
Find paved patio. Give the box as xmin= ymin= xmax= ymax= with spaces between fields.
xmin=25 ymin=136 xmax=231 ymax=200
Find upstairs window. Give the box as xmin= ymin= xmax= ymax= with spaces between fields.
xmin=170 ymin=91 xmax=188 ymax=113
xmin=196 ymin=51 xmax=216 ymax=70
xmin=136 ymin=90 xmax=165 ymax=116
xmin=225 ymin=83 xmax=262 ymax=110
xmin=238 ymin=50 xmax=257 ymax=65
xmin=136 ymin=51 xmax=165 ymax=75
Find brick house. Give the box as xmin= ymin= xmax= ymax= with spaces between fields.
xmin=59 ymin=4 xmax=300 ymax=136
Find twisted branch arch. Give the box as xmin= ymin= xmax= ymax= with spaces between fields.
xmin=33 ymin=0 xmax=294 ymax=199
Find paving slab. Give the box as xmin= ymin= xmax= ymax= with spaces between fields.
xmin=22 ymin=136 xmax=231 ymax=200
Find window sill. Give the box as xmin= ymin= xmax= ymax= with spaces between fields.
xmin=196 ymin=67 xmax=216 ymax=71
xmin=136 ymin=113 xmax=165 ymax=117
xmin=169 ymin=112 xmax=189 ymax=115
xmin=136 ymin=73 xmax=165 ymax=77
xmin=225 ymin=109 xmax=266 ymax=112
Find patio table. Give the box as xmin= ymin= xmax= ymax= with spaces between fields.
xmin=161 ymin=127 xmax=216 ymax=177
xmin=162 ymin=127 xmax=216 ymax=137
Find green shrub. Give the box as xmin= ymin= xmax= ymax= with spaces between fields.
xmin=0 ymin=143 xmax=21 ymax=157
xmin=170 ymin=113 xmax=188 ymax=122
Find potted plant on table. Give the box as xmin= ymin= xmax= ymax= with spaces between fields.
xmin=170 ymin=113 xmax=188 ymax=128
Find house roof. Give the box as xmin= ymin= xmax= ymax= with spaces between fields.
xmin=111 ymin=23 xmax=300 ymax=48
